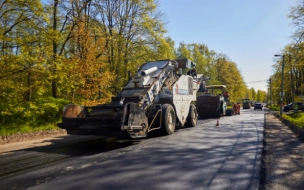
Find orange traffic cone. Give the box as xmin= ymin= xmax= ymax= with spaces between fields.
xmin=216 ymin=118 xmax=219 ymax=126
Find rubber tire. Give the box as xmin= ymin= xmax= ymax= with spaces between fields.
xmin=185 ymin=104 xmax=197 ymax=127
xmin=225 ymin=109 xmax=232 ymax=116
xmin=161 ymin=104 xmax=176 ymax=135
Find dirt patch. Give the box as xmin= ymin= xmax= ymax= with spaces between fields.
xmin=0 ymin=129 xmax=67 ymax=145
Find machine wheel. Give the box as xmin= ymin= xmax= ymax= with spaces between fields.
xmin=161 ymin=104 xmax=176 ymax=135
xmin=225 ymin=108 xmax=233 ymax=116
xmin=185 ymin=104 xmax=197 ymax=127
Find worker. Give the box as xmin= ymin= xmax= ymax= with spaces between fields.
xmin=237 ymin=102 xmax=241 ymax=115
xmin=233 ymin=103 xmax=238 ymax=115
xmin=187 ymin=68 xmax=197 ymax=78
xmin=224 ymin=91 xmax=229 ymax=100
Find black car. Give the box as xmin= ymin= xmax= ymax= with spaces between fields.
xmin=283 ymin=102 xmax=304 ymax=112
xmin=254 ymin=102 xmax=263 ymax=110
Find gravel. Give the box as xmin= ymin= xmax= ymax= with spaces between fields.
xmin=260 ymin=113 xmax=304 ymax=190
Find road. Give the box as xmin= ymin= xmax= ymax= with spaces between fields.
xmin=0 ymin=109 xmax=264 ymax=190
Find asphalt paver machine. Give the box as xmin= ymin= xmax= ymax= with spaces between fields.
xmin=58 ymin=59 xmax=210 ymax=138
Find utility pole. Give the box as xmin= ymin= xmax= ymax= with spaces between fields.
xmin=274 ymin=54 xmax=285 ymax=118
xmin=269 ymin=78 xmax=272 ymax=110
xmin=280 ymin=55 xmax=285 ymax=117
xmin=289 ymin=55 xmax=296 ymax=113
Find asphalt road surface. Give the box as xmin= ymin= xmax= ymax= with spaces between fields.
xmin=1 ymin=108 xmax=264 ymax=190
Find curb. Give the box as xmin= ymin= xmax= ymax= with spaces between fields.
xmin=272 ymin=112 xmax=304 ymax=142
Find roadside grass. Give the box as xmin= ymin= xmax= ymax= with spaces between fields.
xmin=270 ymin=105 xmax=280 ymax=111
xmin=0 ymin=123 xmax=59 ymax=136
xmin=283 ymin=112 xmax=304 ymax=129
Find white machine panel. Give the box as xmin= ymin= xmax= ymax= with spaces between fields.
xmin=173 ymin=75 xmax=196 ymax=126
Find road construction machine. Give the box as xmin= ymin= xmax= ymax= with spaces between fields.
xmin=242 ymin=98 xmax=251 ymax=109
xmin=196 ymin=85 xmax=233 ymax=118
xmin=58 ymin=59 xmax=210 ymax=139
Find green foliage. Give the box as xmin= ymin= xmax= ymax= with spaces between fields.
xmin=245 ymin=88 xmax=253 ymax=100
xmin=0 ymin=0 xmax=269 ymax=136
xmin=270 ymin=105 xmax=280 ymax=111
xmin=251 ymin=88 xmax=257 ymax=101
xmin=282 ymin=112 xmax=304 ymax=129
xmin=256 ymin=90 xmax=266 ymax=102
xmin=175 ymin=43 xmax=248 ymax=103
xmin=0 ymin=98 xmax=69 ymax=135
xmin=270 ymin=1 xmax=304 ymax=105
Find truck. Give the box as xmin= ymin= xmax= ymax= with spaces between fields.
xmin=242 ymin=98 xmax=251 ymax=109
xmin=57 ymin=59 xmax=210 ymax=139
xmin=196 ymin=85 xmax=233 ymax=118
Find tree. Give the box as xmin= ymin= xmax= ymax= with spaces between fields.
xmin=285 ymin=1 xmax=304 ymax=102
xmin=42 ymin=0 xmax=93 ymax=98
xmin=175 ymin=42 xmax=247 ymax=102
xmin=65 ymin=20 xmax=114 ymax=105
xmin=250 ymin=88 xmax=257 ymax=101
xmin=176 ymin=43 xmax=192 ymax=62
xmin=245 ymin=88 xmax=253 ymax=100
xmin=89 ymin=0 xmax=168 ymax=92
xmin=0 ymin=0 xmax=45 ymax=102
xmin=257 ymin=90 xmax=266 ymax=102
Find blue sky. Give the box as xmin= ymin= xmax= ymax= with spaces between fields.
xmin=158 ymin=0 xmax=299 ymax=92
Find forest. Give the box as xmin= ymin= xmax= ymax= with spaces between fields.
xmin=0 ymin=0 xmax=266 ymax=134
xmin=271 ymin=1 xmax=304 ymax=105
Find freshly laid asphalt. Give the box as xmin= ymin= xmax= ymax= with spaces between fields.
xmin=2 ymin=108 xmax=263 ymax=190
xmin=1 ymin=109 xmax=304 ymax=190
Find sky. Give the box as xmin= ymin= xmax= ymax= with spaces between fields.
xmin=158 ymin=0 xmax=300 ymax=92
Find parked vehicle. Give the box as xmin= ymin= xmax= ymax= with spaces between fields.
xmin=283 ymin=102 xmax=304 ymax=112
xmin=58 ymin=58 xmax=210 ymax=139
xmin=254 ymin=102 xmax=263 ymax=110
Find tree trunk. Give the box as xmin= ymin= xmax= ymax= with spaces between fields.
xmin=52 ymin=0 xmax=58 ymax=98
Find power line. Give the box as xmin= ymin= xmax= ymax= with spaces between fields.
xmin=245 ymin=79 xmax=268 ymax=83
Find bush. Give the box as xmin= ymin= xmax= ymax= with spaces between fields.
xmin=282 ymin=112 xmax=304 ymax=129
xmin=270 ymin=105 xmax=280 ymax=111
xmin=0 ymin=97 xmax=69 ymax=135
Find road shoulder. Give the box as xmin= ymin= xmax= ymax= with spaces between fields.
xmin=260 ymin=113 xmax=304 ymax=190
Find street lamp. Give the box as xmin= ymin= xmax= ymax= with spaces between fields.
xmin=274 ymin=54 xmax=285 ymax=117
